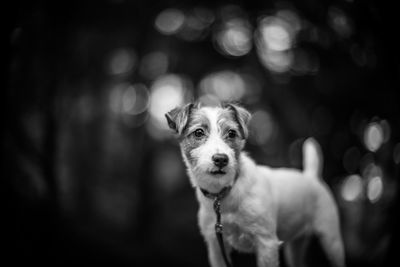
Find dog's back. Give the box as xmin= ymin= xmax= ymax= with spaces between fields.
xmin=264 ymin=138 xmax=345 ymax=267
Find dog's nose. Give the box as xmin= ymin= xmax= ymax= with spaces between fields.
xmin=212 ymin=153 xmax=229 ymax=168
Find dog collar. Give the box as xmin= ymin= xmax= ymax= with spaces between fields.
xmin=199 ymin=186 xmax=232 ymax=201
xmin=199 ymin=170 xmax=239 ymax=201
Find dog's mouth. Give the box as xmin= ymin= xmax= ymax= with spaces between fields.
xmin=209 ymin=169 xmax=226 ymax=175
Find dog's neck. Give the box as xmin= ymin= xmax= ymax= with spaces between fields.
xmin=200 ymin=186 xmax=232 ymax=201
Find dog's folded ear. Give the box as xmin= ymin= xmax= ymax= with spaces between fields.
xmin=165 ymin=103 xmax=194 ymax=135
xmin=225 ymin=103 xmax=252 ymax=139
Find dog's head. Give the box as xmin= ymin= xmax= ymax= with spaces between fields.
xmin=165 ymin=103 xmax=251 ymax=192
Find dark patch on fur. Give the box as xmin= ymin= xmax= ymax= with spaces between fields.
xmin=179 ymin=107 xmax=211 ymax=166
xmin=181 ymin=134 xmax=207 ymax=166
xmin=228 ymin=138 xmax=243 ymax=161
xmin=223 ymin=103 xmax=251 ymax=139
xmin=218 ymin=109 xmax=246 ymax=161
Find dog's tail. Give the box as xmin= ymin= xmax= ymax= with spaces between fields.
xmin=303 ymin=137 xmax=322 ymax=178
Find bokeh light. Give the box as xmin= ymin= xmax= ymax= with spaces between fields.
xmin=364 ymin=122 xmax=384 ymax=152
xmin=148 ymin=74 xmax=191 ymax=138
xmin=109 ymin=82 xmax=131 ymax=113
xmin=260 ymin=49 xmax=293 ymax=73
xmin=121 ymin=86 xmax=136 ymax=113
xmin=255 ymin=10 xmax=301 ymax=73
xmin=215 ymin=18 xmax=252 ymax=57
xmin=139 ymin=51 xmax=169 ymax=80
xmin=361 ymin=162 xmax=384 ymax=203
xmin=199 ymin=71 xmax=246 ymax=102
xmin=122 ymin=84 xmax=149 ymax=115
xmin=367 ymin=176 xmax=383 ymax=204
xmin=341 ymin=174 xmax=363 ymax=202
xmin=362 ymin=162 xmax=382 ymax=182
xmin=260 ymin=19 xmax=291 ymax=51
xmin=109 ymin=83 xmax=149 ymax=128
xmin=155 ymin=8 xmax=185 ymax=35
xmin=178 ymin=7 xmax=214 ymax=41
xmin=328 ymin=7 xmax=353 ymax=38
xmin=109 ymin=83 xmax=149 ymax=116
xmin=108 ymin=48 xmax=136 ymax=76
xmin=193 ymin=6 xmax=215 ymax=25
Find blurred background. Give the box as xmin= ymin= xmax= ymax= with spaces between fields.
xmin=4 ymin=0 xmax=399 ymax=266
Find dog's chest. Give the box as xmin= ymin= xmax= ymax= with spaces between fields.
xmin=223 ymin=220 xmax=255 ymax=253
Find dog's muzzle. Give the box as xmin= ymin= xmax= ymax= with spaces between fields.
xmin=210 ymin=153 xmax=229 ymax=175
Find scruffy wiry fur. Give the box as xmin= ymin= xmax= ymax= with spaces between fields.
xmin=166 ymin=103 xmax=345 ymax=267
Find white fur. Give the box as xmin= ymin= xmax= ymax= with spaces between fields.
xmin=181 ymin=107 xmax=345 ymax=267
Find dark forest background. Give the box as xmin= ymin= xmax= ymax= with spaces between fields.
xmin=3 ymin=0 xmax=400 ymax=266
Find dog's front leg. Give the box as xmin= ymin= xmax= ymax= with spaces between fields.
xmin=255 ymin=237 xmax=280 ymax=267
xmin=206 ymin=235 xmax=231 ymax=267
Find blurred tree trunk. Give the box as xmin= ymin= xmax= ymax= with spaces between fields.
xmin=5 ymin=1 xmax=73 ymax=263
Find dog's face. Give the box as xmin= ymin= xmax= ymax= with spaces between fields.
xmin=165 ymin=103 xmax=251 ymax=192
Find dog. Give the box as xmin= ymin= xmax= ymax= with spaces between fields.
xmin=165 ymin=102 xmax=345 ymax=267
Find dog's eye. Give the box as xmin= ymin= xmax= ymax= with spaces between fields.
xmin=227 ymin=129 xmax=237 ymax=139
xmin=193 ymin=129 xmax=205 ymax=138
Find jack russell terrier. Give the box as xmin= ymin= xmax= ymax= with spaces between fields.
xmin=165 ymin=102 xmax=345 ymax=267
